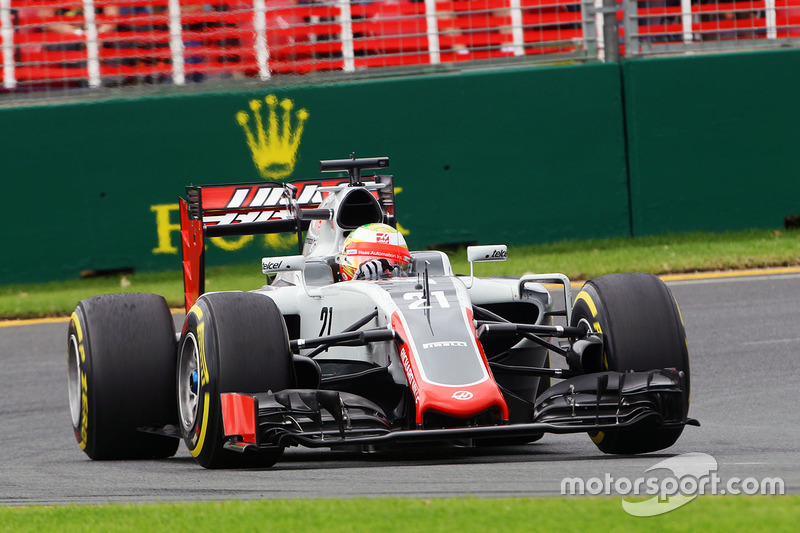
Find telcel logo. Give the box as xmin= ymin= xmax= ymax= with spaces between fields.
xmin=452 ymin=390 xmax=473 ymax=400
xmin=262 ymin=260 xmax=283 ymax=270
xmin=491 ymin=249 xmax=507 ymax=259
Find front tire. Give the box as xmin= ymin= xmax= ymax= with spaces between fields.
xmin=570 ymin=273 xmax=690 ymax=454
xmin=178 ymin=291 xmax=293 ymax=468
xmin=67 ymin=293 xmax=179 ymax=459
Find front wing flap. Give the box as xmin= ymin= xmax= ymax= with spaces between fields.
xmin=532 ymin=369 xmax=689 ymax=428
xmin=221 ymin=389 xmax=393 ymax=452
xmin=221 ymin=369 xmax=694 ymax=452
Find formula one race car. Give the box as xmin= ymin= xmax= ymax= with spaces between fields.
xmin=67 ymin=155 xmax=696 ymax=468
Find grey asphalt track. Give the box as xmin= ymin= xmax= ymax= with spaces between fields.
xmin=1 ymin=273 xmax=798 ymax=505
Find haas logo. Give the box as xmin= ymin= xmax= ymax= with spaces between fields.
xmin=451 ymin=390 xmax=473 ymax=401
xmin=376 ymin=232 xmax=390 ymax=244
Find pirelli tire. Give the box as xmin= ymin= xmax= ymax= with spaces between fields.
xmin=178 ymin=291 xmax=293 ymax=469
xmin=570 ymin=273 xmax=690 ymax=455
xmin=67 ymin=293 xmax=180 ymax=460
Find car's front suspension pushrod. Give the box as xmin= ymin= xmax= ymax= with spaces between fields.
xmin=291 ymin=327 xmax=395 ymax=354
xmin=477 ymin=322 xmax=587 ymax=339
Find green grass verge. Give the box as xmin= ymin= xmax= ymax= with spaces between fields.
xmin=3 ymin=229 xmax=800 ymax=319
xmin=457 ymin=228 xmax=800 ymax=279
xmin=0 ymin=496 xmax=797 ymax=532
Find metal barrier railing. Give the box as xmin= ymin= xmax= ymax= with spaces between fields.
xmin=622 ymin=0 xmax=800 ymax=56
xmin=0 ymin=0 xmax=594 ymax=101
xmin=1 ymin=0 xmax=799 ymax=102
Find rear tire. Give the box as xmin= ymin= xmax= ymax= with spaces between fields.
xmin=177 ymin=292 xmax=293 ymax=469
xmin=570 ymin=273 xmax=690 ymax=454
xmin=67 ymin=293 xmax=179 ymax=459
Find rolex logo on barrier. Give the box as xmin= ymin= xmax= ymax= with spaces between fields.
xmin=236 ymin=94 xmax=309 ymax=181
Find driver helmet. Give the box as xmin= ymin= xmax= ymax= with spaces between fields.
xmin=339 ymin=223 xmax=411 ymax=281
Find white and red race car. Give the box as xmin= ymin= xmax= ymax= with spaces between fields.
xmin=67 ymin=155 xmax=695 ymax=468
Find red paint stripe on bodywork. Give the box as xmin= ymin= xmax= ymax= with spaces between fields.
xmin=391 ymin=309 xmax=508 ymax=425
xmin=221 ymin=393 xmax=258 ymax=445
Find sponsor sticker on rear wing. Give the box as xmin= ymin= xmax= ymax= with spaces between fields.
xmin=187 ymin=177 xmax=394 ymax=227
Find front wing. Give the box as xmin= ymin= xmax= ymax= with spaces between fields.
xmin=220 ymin=369 xmax=696 ymax=452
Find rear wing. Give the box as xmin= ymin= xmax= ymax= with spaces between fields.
xmin=180 ymin=156 xmax=395 ymax=311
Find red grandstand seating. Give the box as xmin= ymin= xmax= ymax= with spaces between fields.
xmin=5 ymin=0 xmax=588 ymax=86
xmin=636 ymin=3 xmax=683 ymax=40
xmin=5 ymin=0 xmax=800 ymax=89
xmin=13 ymin=2 xmax=86 ymax=85
xmin=776 ymin=0 xmax=800 ymax=37
xmin=692 ymin=1 xmax=766 ymax=40
xmin=629 ymin=0 xmax=775 ymax=52
xmin=352 ymin=1 xmax=431 ymax=68
xmin=267 ymin=2 xmax=345 ymax=74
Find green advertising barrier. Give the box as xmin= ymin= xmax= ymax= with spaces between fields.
xmin=623 ymin=48 xmax=800 ymax=236
xmin=0 ymin=64 xmax=629 ymax=284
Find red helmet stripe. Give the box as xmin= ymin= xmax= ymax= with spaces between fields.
xmin=345 ymin=242 xmax=411 ymax=265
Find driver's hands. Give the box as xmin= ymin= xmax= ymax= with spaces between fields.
xmin=356 ymin=259 xmax=408 ymax=280
xmin=391 ymin=265 xmax=408 ymax=278
xmin=356 ymin=259 xmax=387 ymax=280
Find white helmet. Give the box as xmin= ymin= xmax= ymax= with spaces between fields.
xmin=339 ymin=223 xmax=410 ymax=281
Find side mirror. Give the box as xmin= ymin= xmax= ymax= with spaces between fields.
xmin=262 ymin=255 xmax=319 ymax=298
xmin=465 ymin=245 xmax=507 ymax=288
xmin=262 ymin=255 xmax=306 ymax=274
xmin=467 ymin=245 xmax=507 ymax=263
